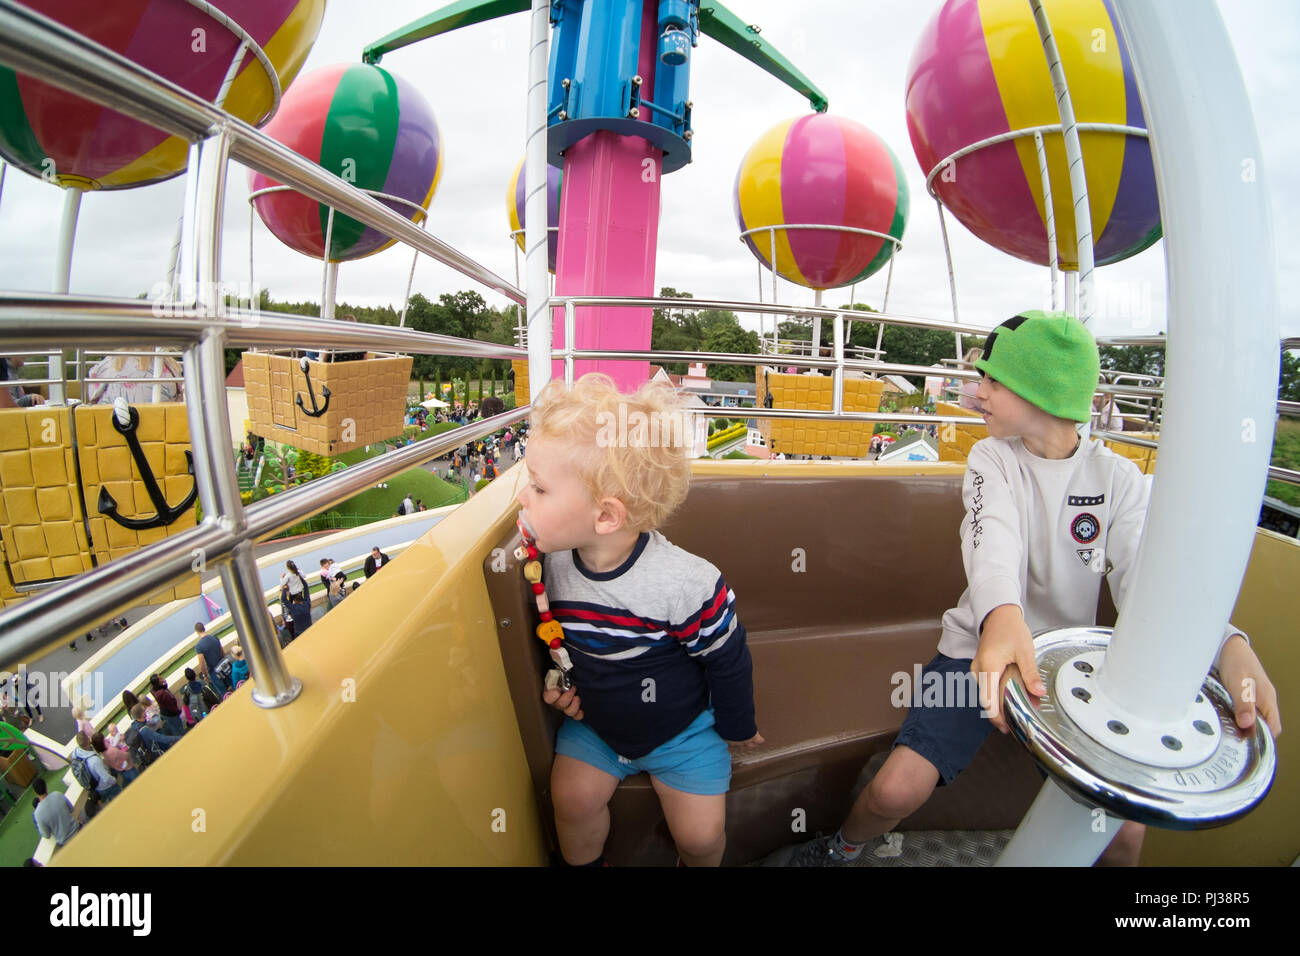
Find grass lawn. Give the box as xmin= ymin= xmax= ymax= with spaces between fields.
xmin=330 ymin=464 xmax=464 ymax=517
xmin=262 ymin=432 xmax=468 ymax=535
xmin=332 ymin=422 xmax=462 ymax=467
xmin=334 ymin=443 xmax=390 ymax=467
xmin=1266 ymin=416 xmax=1300 ymax=507
xmin=423 ymin=421 xmax=462 ymax=439
xmin=0 ymin=764 xmax=69 ymax=867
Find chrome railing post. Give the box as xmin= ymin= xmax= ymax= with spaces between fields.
xmin=48 ymin=187 xmax=81 ymax=404
xmin=811 ymin=288 xmax=823 ymax=371
xmin=935 ymin=198 xmax=959 ymax=329
xmin=525 ymin=0 xmax=553 ymax=396
xmin=184 ymin=333 xmax=302 ymax=708
xmin=768 ymin=228 xmax=778 ymax=306
xmin=187 ymin=126 xmax=302 ymax=708
xmin=831 ymin=311 xmax=844 ymax=416
xmin=1031 ymin=0 xmax=1095 ymax=324
xmin=563 ymin=298 xmax=576 ymax=384
xmin=1032 ymin=129 xmax=1060 ymax=310
xmin=321 ymin=207 xmax=337 ymax=319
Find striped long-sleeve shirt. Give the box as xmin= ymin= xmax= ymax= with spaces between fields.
xmin=545 ymin=531 xmax=756 ymax=759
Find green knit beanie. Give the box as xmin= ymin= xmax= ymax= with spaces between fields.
xmin=974 ymin=311 xmax=1100 ymax=423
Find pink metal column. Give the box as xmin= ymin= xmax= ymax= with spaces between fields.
xmin=551 ymin=0 xmax=661 ymax=392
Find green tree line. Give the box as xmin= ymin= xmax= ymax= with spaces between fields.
xmin=210 ymin=288 xmax=1300 ymax=404
xmin=218 ymin=289 xmax=519 ymax=390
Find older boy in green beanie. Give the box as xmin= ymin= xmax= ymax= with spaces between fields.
xmin=787 ymin=311 xmax=1280 ymax=866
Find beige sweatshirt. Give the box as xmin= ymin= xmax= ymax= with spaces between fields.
xmin=939 ymin=436 xmax=1244 ymax=662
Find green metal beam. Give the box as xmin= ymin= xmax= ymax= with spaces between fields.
xmin=363 ymin=0 xmax=530 ymax=64
xmin=363 ymin=0 xmax=829 ymax=116
xmin=698 ymin=3 xmax=828 ymax=112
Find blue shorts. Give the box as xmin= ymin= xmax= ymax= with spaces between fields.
xmin=893 ymin=653 xmax=993 ymax=785
xmin=555 ymin=709 xmax=732 ymax=796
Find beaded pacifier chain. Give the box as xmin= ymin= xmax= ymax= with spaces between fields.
xmin=515 ymin=517 xmax=574 ymax=691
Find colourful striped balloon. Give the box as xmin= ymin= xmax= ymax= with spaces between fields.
xmin=506 ymin=157 xmax=563 ymax=273
xmin=0 ymin=0 xmax=324 ymax=190
xmin=905 ymin=0 xmax=1160 ymax=269
xmin=249 ymin=63 xmax=443 ymax=263
xmin=734 ymin=115 xmax=908 ymax=291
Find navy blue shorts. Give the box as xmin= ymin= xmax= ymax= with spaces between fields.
xmin=893 ymin=653 xmax=993 ymax=785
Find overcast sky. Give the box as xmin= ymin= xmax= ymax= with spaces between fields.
xmin=1 ymin=0 xmax=1296 ymax=345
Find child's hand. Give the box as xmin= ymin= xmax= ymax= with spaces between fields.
xmin=542 ymin=685 xmax=583 ymax=721
xmin=971 ymin=604 xmax=1044 ymax=734
xmin=727 ymin=731 xmax=765 ymax=751
xmin=1217 ymin=635 xmax=1282 ymax=737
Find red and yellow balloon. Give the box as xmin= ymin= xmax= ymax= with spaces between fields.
xmin=0 ymin=0 xmax=325 ymax=191
xmin=905 ymin=0 xmax=1160 ymax=269
xmin=734 ymin=114 xmax=908 ymax=291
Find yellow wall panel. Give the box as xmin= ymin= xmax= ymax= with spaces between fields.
xmin=98 ymin=445 xmax=132 ymax=481
xmin=0 ymin=450 xmax=34 ymax=486
xmin=0 ymin=403 xmax=201 ymax=608
xmin=1103 ymin=433 xmax=1158 ymax=474
xmin=31 ymin=445 xmax=67 ymax=483
xmin=936 ymin=401 xmax=989 ymax=462
xmin=50 ymin=554 xmax=84 ymax=578
xmin=36 ymin=486 xmax=73 ymax=521
xmin=757 ymin=369 xmax=883 ymax=457
xmin=509 ymin=359 xmax=527 ymax=400
xmin=44 ymin=522 xmax=79 ymax=556
xmin=4 ymin=487 xmax=38 ymax=523
xmin=19 ymin=557 xmax=52 ymax=580
xmin=165 ymin=405 xmax=189 ymax=444
xmin=0 ymin=410 xmax=30 ymax=450
xmin=14 ymin=525 xmax=47 ymax=559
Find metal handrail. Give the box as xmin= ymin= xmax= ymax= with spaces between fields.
xmin=5 ymin=296 xmax=1292 ymax=423
xmin=760 ymin=339 xmax=885 ymax=359
xmin=923 ymin=122 xmax=1150 ymax=196
xmin=0 ymin=1 xmax=524 ymax=307
xmin=182 ymin=0 xmax=284 ymax=126
xmin=0 ymin=295 xmax=526 ymax=359
xmin=1097 ymin=335 xmax=1168 ymax=347
xmin=0 ymin=408 xmax=530 ymax=667
xmin=4 ymin=376 xmax=185 ymax=387
xmin=551 ymin=294 xmax=995 ymax=338
xmin=738 ymin=222 xmax=904 ymax=251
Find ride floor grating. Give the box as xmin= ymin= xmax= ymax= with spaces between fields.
xmin=763 ymin=829 xmax=1014 ymax=867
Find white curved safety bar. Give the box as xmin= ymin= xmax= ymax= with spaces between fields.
xmin=998 ymin=0 xmax=1279 ymax=865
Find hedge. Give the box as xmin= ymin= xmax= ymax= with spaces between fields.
xmin=706 ymin=422 xmax=747 ymax=450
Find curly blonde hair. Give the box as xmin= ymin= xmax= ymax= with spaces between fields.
xmin=529 ymin=374 xmax=693 ymax=532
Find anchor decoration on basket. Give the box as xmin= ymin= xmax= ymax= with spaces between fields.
xmin=295 ymin=356 xmax=331 ymax=418
xmin=516 ymin=517 xmax=573 ymax=692
xmin=97 ymin=399 xmax=197 ymax=530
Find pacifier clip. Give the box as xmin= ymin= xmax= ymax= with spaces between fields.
xmin=515 ymin=518 xmax=575 ymax=691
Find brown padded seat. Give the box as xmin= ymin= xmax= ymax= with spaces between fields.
xmin=486 ymin=471 xmax=1098 ymax=865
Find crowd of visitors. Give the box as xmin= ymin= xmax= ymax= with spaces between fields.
xmin=29 ymin=620 xmax=249 ymax=855
xmin=443 ymin=422 xmax=527 ymax=492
